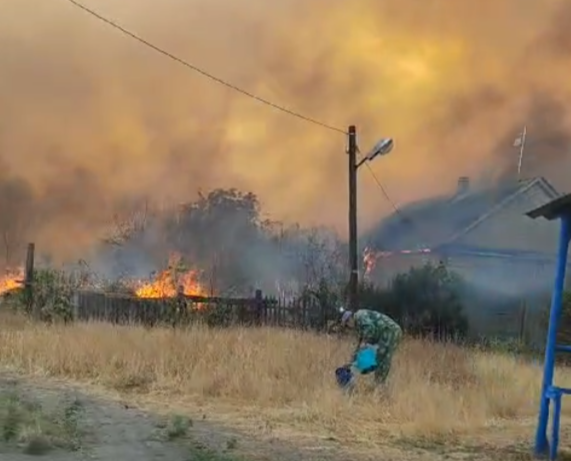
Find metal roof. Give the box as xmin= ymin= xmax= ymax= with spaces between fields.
xmin=526 ymin=193 xmax=571 ymax=221
xmin=366 ymin=177 xmax=559 ymax=251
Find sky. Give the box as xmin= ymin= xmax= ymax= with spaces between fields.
xmin=1 ymin=0 xmax=570 ymax=261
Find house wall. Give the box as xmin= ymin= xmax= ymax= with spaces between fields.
xmin=445 ymin=254 xmax=550 ymax=342
xmin=369 ymin=253 xmax=441 ymax=287
xmin=455 ymin=183 xmax=559 ymax=254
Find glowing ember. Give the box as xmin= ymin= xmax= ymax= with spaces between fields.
xmin=0 ymin=267 xmax=24 ymax=295
xmin=133 ymin=254 xmax=205 ymax=299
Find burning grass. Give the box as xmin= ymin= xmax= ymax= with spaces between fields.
xmin=0 ymin=313 xmax=565 ymax=455
xmin=0 ymin=268 xmax=24 ymax=295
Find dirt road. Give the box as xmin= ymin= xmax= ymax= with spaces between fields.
xmin=0 ymin=376 xmax=197 ymax=460
xmin=0 ymin=375 xmax=543 ymax=461
xmin=0 ymin=375 xmax=361 ymax=461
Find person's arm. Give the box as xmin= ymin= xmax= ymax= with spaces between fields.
xmin=352 ymin=319 xmax=375 ymax=356
xmin=357 ymin=321 xmax=376 ymax=346
xmin=353 ymin=335 xmax=363 ymax=358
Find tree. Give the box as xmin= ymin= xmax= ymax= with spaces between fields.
xmin=99 ymin=187 xmax=348 ymax=297
xmin=166 ymin=188 xmax=264 ymax=293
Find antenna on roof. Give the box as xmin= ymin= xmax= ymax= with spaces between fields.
xmin=513 ymin=125 xmax=527 ymax=181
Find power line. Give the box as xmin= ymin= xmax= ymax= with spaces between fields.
xmin=64 ymin=0 xmax=347 ymax=135
xmin=354 ymin=145 xmax=404 ymax=215
xmin=363 ymin=163 xmax=422 ymax=234
xmin=65 ymin=0 xmax=411 ymax=222
xmin=363 ymin=163 xmax=401 ymax=214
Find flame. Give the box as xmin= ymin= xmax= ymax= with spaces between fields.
xmin=133 ymin=254 xmax=205 ymax=299
xmin=363 ymin=247 xmax=432 ymax=277
xmin=0 ymin=267 xmax=24 ymax=295
xmin=363 ymin=247 xmax=377 ymax=278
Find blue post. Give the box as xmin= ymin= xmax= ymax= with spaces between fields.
xmin=535 ymin=213 xmax=571 ymax=457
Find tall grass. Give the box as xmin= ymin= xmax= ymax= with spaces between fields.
xmin=0 ymin=312 xmax=563 ymax=447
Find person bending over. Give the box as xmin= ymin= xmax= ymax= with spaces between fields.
xmin=340 ymin=309 xmax=402 ymax=385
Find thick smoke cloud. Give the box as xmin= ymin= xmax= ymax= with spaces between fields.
xmin=0 ymin=0 xmax=570 ymax=264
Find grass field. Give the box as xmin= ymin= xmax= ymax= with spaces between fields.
xmin=0 ymin=312 xmax=568 ymax=459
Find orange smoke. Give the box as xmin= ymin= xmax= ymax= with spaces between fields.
xmin=0 ymin=267 xmax=24 ymax=295
xmin=2 ymin=0 xmax=571 ymax=263
xmin=133 ymin=254 xmax=205 ymax=299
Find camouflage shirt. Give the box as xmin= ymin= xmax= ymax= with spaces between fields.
xmin=353 ymin=309 xmax=402 ymax=346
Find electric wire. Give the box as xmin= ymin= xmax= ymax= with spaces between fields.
xmin=65 ymin=0 xmax=347 ymax=135
xmin=66 ymin=0 xmax=413 ymax=224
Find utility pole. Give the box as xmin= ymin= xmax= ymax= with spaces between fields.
xmin=516 ymin=125 xmax=527 ymax=181
xmin=347 ymin=125 xmax=358 ymax=312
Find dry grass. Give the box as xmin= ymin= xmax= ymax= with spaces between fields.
xmin=0 ymin=312 xmax=567 ymax=453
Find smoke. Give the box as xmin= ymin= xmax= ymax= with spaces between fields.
xmin=1 ymin=0 xmax=570 ymax=263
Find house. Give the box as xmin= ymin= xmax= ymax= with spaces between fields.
xmin=364 ymin=176 xmax=563 ymax=338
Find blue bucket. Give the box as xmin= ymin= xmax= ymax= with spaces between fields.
xmin=353 ymin=346 xmax=378 ymax=374
xmin=335 ymin=366 xmax=354 ymax=388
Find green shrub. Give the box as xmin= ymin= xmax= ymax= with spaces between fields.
xmin=295 ymin=263 xmax=467 ymax=339
xmin=389 ymin=263 xmax=468 ymax=339
xmin=356 ymin=263 xmax=468 ymax=340
xmin=297 ymin=278 xmax=345 ymax=330
xmin=10 ymin=268 xmax=80 ymax=323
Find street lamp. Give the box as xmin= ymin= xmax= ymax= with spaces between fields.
xmin=347 ymin=125 xmax=394 ymax=312
xmin=357 ymin=138 xmax=394 ymax=167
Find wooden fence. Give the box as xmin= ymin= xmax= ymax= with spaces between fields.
xmin=18 ymin=241 xmax=550 ymax=339
xmin=72 ymin=289 xmax=332 ymax=330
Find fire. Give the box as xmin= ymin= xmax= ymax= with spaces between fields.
xmin=363 ymin=247 xmax=433 ymax=277
xmin=0 ymin=267 xmax=24 ymax=295
xmin=363 ymin=247 xmax=377 ymax=278
xmin=133 ymin=254 xmax=206 ymax=299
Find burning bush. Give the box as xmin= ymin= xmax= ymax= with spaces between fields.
xmin=130 ymin=253 xmax=206 ymax=299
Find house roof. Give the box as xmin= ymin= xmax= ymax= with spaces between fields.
xmin=526 ymin=192 xmax=571 ymax=221
xmin=365 ymin=176 xmax=560 ymax=251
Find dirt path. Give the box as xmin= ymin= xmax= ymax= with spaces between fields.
xmin=0 ymin=376 xmax=195 ymax=461
xmin=0 ymin=374 xmax=551 ymax=461
xmin=0 ymin=375 xmax=363 ymax=461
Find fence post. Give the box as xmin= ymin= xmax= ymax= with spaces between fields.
xmin=71 ymin=291 xmax=79 ymax=322
xmin=173 ymin=284 xmax=185 ymax=328
xmin=254 ymin=289 xmax=263 ymax=326
xmin=24 ymin=242 xmax=35 ymax=316
xmin=519 ymin=301 xmax=528 ymax=343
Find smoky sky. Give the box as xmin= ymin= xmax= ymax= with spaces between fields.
xmin=1 ymin=0 xmax=570 ymax=263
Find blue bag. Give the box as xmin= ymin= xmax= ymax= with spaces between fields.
xmin=353 ymin=346 xmax=378 ymax=374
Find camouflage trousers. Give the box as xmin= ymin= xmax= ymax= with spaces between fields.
xmin=373 ymin=326 xmax=403 ymax=385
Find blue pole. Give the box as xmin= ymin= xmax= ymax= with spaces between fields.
xmin=534 ymin=214 xmax=571 ymax=456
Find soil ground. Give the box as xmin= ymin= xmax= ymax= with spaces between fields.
xmin=0 ymin=374 xmax=365 ymax=461
xmin=1 ymin=375 xmax=570 ymax=461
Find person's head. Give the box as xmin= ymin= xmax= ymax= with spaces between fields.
xmin=340 ymin=309 xmax=355 ymax=329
